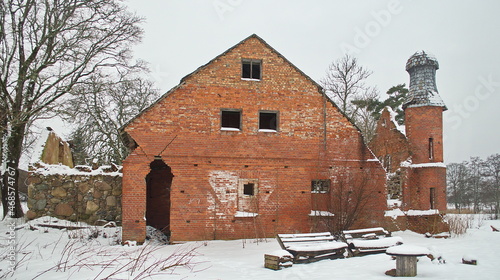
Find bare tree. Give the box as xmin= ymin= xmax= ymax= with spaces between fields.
xmin=0 ymin=0 xmax=144 ymax=218
xmin=467 ymin=157 xmax=484 ymax=213
xmin=321 ymin=54 xmax=374 ymax=118
xmin=483 ymin=154 xmax=500 ymax=218
xmin=62 ymin=71 xmax=160 ymax=165
xmin=310 ymin=169 xmax=375 ymax=237
xmin=350 ymin=88 xmax=380 ymax=142
xmin=447 ymin=162 xmax=470 ymax=212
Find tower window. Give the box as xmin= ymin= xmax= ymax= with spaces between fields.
xmin=430 ymin=187 xmax=436 ymax=209
xmin=259 ymin=111 xmax=278 ymax=131
xmin=429 ymin=138 xmax=434 ymax=160
xmin=242 ymin=59 xmax=261 ymax=80
xmin=221 ymin=109 xmax=241 ymax=131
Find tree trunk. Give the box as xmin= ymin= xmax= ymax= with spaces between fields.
xmin=1 ymin=123 xmax=26 ymax=219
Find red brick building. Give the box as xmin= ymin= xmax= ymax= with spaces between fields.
xmin=370 ymin=51 xmax=447 ymax=216
xmin=120 ymin=34 xmax=388 ymax=243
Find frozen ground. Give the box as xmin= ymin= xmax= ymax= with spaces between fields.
xmin=1 ymin=212 xmax=499 ymax=279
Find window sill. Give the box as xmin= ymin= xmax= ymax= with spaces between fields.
xmin=311 ymin=191 xmax=329 ymax=194
xmin=258 ymin=129 xmax=277 ymax=133
xmin=309 ymin=210 xmax=335 ymax=217
xmin=234 ymin=211 xmax=258 ymax=218
xmin=241 ymin=78 xmax=261 ymax=82
xmin=221 ymin=127 xmax=241 ymax=132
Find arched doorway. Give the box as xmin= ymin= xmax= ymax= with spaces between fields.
xmin=146 ymin=158 xmax=173 ymax=235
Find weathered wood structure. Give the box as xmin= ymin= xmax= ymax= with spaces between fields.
xmin=276 ymin=232 xmax=347 ymax=263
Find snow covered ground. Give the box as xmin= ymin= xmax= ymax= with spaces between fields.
xmin=1 ymin=212 xmax=499 ymax=279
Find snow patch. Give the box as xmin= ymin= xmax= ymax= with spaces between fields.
xmin=309 ymin=210 xmax=335 ymax=217
xmin=31 ymin=162 xmax=122 ymax=177
xmin=386 ymin=106 xmax=406 ymax=135
xmin=386 ymin=244 xmax=429 ymax=256
xmin=220 ymin=127 xmax=240 ymax=131
xmin=385 ymin=209 xmax=439 ymax=218
xmin=400 ymin=161 xmax=446 ymax=168
xmin=387 ymin=199 xmax=402 ymax=208
xmin=234 ymin=211 xmax=258 ymax=217
xmin=30 ymin=128 xmax=52 ymax=164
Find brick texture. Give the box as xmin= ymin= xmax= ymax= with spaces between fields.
xmin=121 ymin=35 xmax=387 ymax=242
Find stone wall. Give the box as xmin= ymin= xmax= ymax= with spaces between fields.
xmin=27 ymin=165 xmax=122 ymax=225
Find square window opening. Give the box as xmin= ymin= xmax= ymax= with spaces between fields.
xmin=242 ymin=59 xmax=261 ymax=80
xmin=243 ymin=183 xmax=255 ymax=196
xmin=259 ymin=111 xmax=278 ymax=131
xmin=311 ymin=179 xmax=330 ymax=193
xmin=221 ymin=110 xmax=241 ymax=130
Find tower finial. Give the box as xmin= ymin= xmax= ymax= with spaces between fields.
xmin=403 ymin=51 xmax=446 ymax=110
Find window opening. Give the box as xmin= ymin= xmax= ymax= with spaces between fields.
xmin=242 ymin=59 xmax=261 ymax=80
xmin=243 ymin=183 xmax=255 ymax=196
xmin=311 ymin=179 xmax=330 ymax=193
xmin=259 ymin=111 xmax=278 ymax=131
xmin=221 ymin=109 xmax=241 ymax=130
xmin=429 ymin=138 xmax=434 ymax=160
xmin=430 ymin=187 xmax=436 ymax=209
xmin=384 ymin=155 xmax=392 ymax=171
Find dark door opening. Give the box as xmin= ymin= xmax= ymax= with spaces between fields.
xmin=146 ymin=159 xmax=174 ymax=236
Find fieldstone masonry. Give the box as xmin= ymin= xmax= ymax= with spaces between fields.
xmin=27 ymin=165 xmax=122 ymax=224
xmin=27 ymin=128 xmax=122 ymax=225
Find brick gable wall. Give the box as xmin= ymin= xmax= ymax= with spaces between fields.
xmin=121 ymin=36 xmax=387 ymax=242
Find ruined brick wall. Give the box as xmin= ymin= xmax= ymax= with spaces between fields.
xmin=27 ymin=165 xmax=122 ymax=224
xmin=369 ymin=108 xmax=410 ymax=173
xmin=121 ymin=35 xmax=387 ymax=242
xmin=369 ymin=108 xmax=411 ymax=199
xmin=384 ymin=214 xmax=449 ymax=234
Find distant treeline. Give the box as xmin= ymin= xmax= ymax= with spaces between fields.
xmin=447 ymin=154 xmax=500 ymax=218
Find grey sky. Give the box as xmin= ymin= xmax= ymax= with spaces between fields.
xmin=124 ymin=0 xmax=500 ymax=164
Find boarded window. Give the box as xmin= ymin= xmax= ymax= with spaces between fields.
xmin=221 ymin=109 xmax=241 ymax=130
xmin=242 ymin=59 xmax=261 ymax=80
xmin=259 ymin=111 xmax=278 ymax=131
xmin=311 ymin=179 xmax=330 ymax=193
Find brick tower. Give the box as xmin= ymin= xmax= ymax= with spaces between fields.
xmin=402 ymin=51 xmax=447 ymax=212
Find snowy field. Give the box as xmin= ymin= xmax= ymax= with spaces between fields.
xmin=1 ymin=212 xmax=500 ymax=279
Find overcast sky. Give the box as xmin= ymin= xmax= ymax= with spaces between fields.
xmin=123 ymin=0 xmax=500 ymax=164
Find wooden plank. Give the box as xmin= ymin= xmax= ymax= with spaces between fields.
xmin=396 ymin=255 xmax=418 ymax=277
xmin=276 ymin=232 xmax=347 ymax=264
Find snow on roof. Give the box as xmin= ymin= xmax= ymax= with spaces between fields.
xmin=30 ymin=128 xmax=51 ymax=164
xmin=386 ymin=106 xmax=406 ymax=135
xmin=404 ymin=51 xmax=447 ymax=110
